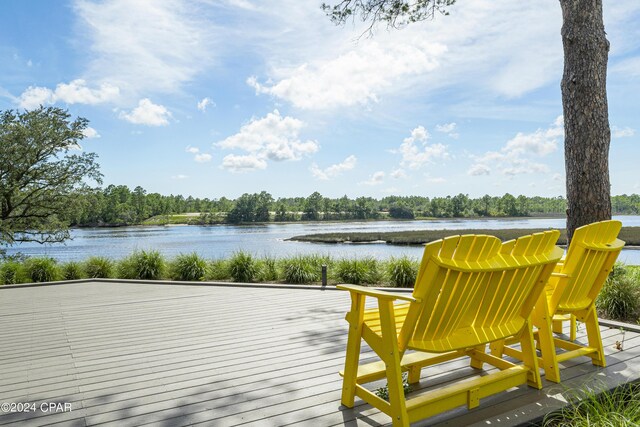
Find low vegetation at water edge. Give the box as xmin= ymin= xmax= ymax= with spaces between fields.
xmin=1 ymin=254 xmax=639 ymax=323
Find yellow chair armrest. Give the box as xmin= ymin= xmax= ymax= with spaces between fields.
xmin=336 ymin=284 xmax=419 ymax=302
xmin=551 ymin=272 xmax=570 ymax=279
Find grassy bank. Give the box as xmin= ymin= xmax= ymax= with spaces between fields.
xmin=289 ymin=226 xmax=640 ymax=246
xmin=2 ymin=251 xmax=640 ymax=324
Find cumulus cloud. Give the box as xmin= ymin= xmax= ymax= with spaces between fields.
xmin=82 ymin=127 xmax=100 ymax=139
xmin=612 ymin=126 xmax=635 ymax=138
xmin=221 ymin=154 xmax=268 ymax=172
xmin=361 ymin=171 xmax=385 ymax=186
xmin=185 ymin=145 xmax=200 ymax=154
xmin=468 ymin=115 xmax=562 ymax=176
xmin=310 ymin=155 xmax=357 ymax=180
xmin=248 ymin=40 xmax=446 ymax=110
xmin=120 ymin=98 xmax=172 ymax=126
xmin=171 ymin=174 xmax=188 ymax=180
xmin=435 ymin=122 xmax=459 ymax=138
xmin=197 ymin=97 xmax=214 ymax=112
xmin=18 ymin=79 xmax=120 ymax=109
xmin=397 ymin=126 xmax=449 ymax=170
xmin=391 ymin=168 xmax=407 ymax=179
xmin=194 ymin=153 xmax=212 ymax=163
xmin=467 ymin=164 xmax=490 ymax=176
xmin=216 ymin=110 xmax=319 ymax=171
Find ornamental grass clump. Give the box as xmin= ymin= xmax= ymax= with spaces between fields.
xmin=281 ymin=255 xmax=320 ymax=284
xmin=24 ymin=257 xmax=60 ymax=283
xmin=61 ymin=261 xmax=84 ymax=280
xmin=386 ymin=256 xmax=418 ymax=288
xmin=336 ymin=257 xmax=381 ymax=285
xmin=119 ymin=250 xmax=166 ymax=280
xmin=256 ymin=256 xmax=279 ymax=282
xmin=0 ymin=261 xmax=26 ymax=285
xmin=597 ymin=263 xmax=640 ymax=321
xmin=170 ymin=253 xmax=207 ymax=281
xmin=83 ymin=256 xmax=114 ymax=278
xmin=228 ymin=251 xmax=256 ymax=282
xmin=543 ymin=382 xmax=640 ymax=426
xmin=205 ymin=259 xmax=229 ymax=281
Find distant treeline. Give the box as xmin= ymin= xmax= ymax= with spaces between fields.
xmin=66 ymin=185 xmax=640 ymax=226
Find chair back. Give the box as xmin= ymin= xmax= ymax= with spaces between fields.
xmin=398 ymin=231 xmax=562 ymax=353
xmin=551 ymin=220 xmax=624 ymax=313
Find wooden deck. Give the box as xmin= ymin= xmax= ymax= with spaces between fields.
xmin=1 ymin=280 xmax=639 ymax=427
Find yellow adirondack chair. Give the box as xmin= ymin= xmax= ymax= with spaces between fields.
xmin=495 ymin=220 xmax=624 ymax=383
xmin=338 ymin=231 xmax=563 ymax=426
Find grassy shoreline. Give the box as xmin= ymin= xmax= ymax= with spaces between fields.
xmin=289 ymin=226 xmax=640 ymax=246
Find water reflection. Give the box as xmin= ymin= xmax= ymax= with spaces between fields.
xmin=6 ymin=216 xmax=639 ymax=265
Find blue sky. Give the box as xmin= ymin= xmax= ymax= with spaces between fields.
xmin=1 ymin=0 xmax=639 ymax=200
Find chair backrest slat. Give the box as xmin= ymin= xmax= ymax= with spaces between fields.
xmin=400 ymin=231 xmax=562 ymax=353
xmin=552 ymin=220 xmax=624 ymax=312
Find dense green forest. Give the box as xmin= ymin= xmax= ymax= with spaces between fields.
xmin=65 ymin=185 xmax=640 ymax=226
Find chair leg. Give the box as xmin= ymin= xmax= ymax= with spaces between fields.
xmin=519 ymin=320 xmax=542 ymax=389
xmin=341 ymin=294 xmax=365 ymax=407
xmin=490 ymin=339 xmax=505 ymax=358
xmin=570 ymin=315 xmax=577 ymax=342
xmin=469 ymin=344 xmax=486 ymax=369
xmin=583 ymin=306 xmax=606 ymax=367
xmin=533 ymin=298 xmax=561 ymax=383
xmin=379 ymin=300 xmax=410 ymax=427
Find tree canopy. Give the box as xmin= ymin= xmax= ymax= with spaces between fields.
xmin=0 ymin=107 xmax=102 ymax=247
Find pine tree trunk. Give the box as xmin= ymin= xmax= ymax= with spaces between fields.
xmin=560 ymin=0 xmax=611 ymax=242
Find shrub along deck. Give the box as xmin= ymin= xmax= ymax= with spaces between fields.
xmin=1 ymin=280 xmax=639 ymax=427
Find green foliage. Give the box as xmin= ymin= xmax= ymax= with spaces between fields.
xmin=281 ymin=256 xmax=321 ymax=284
xmin=170 ymin=253 xmax=207 ymax=281
xmin=118 ymin=250 xmax=166 ymax=280
xmin=228 ymin=251 xmax=257 ymax=282
xmin=386 ymin=256 xmax=418 ymax=288
xmin=597 ymin=263 xmax=640 ymax=321
xmin=336 ymin=257 xmax=380 ymax=285
xmin=543 ymin=382 xmax=640 ymax=426
xmin=256 ymin=257 xmax=279 ymax=282
xmin=24 ymin=257 xmax=60 ymax=283
xmin=0 ymin=107 xmax=102 ymax=245
xmin=205 ymin=259 xmax=230 ymax=281
xmin=0 ymin=261 xmax=26 ymax=285
xmin=84 ymin=256 xmax=114 ymax=278
xmin=374 ymin=373 xmax=412 ymax=401
xmin=61 ymin=261 xmax=84 ymax=280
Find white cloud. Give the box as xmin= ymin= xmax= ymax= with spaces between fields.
xmin=435 ymin=122 xmax=459 ymax=138
xmin=217 ymin=110 xmax=319 ymax=171
xmin=310 ymin=155 xmax=357 ymax=180
xmin=221 ymin=154 xmax=268 ymax=172
xmin=197 ymin=97 xmax=215 ymax=112
xmin=361 ymin=171 xmax=385 ymax=186
xmin=469 ymin=116 xmax=563 ymax=176
xmin=248 ymin=40 xmax=446 ymax=110
xmin=194 ymin=153 xmax=212 ymax=163
xmin=397 ymin=126 xmax=450 ymax=170
xmin=18 ymin=79 xmax=120 ymax=109
xmin=612 ymin=126 xmax=635 ymax=138
xmin=185 ymin=145 xmax=200 ymax=154
xmin=553 ymin=173 xmax=563 ymax=182
xmin=82 ymin=127 xmax=100 ymax=139
xmin=120 ymin=98 xmax=172 ymax=126
xmin=171 ymin=174 xmax=188 ymax=180
xmin=467 ymin=164 xmax=490 ymax=176
xmin=390 ymin=169 xmax=407 ymax=179
xmin=74 ymin=0 xmax=215 ymax=96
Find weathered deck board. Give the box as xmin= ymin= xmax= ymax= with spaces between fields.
xmin=1 ymin=280 xmax=639 ymax=427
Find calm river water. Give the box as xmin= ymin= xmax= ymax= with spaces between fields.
xmin=6 ymin=216 xmax=640 ymax=264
